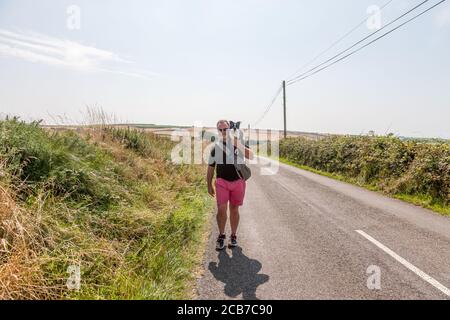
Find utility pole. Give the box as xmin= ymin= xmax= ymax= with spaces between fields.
xmin=283 ymin=80 xmax=287 ymax=139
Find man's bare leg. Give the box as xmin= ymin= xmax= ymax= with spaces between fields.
xmin=217 ymin=203 xmax=228 ymax=235
xmin=229 ymin=204 xmax=240 ymax=236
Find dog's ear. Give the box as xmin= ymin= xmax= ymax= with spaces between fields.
xmin=229 ymin=121 xmax=235 ymax=129
xmin=236 ymin=121 xmax=241 ymax=129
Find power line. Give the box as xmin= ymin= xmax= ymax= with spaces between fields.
xmin=285 ymin=0 xmax=395 ymax=81
xmin=253 ymin=1 xmax=396 ymax=129
xmin=287 ymin=0 xmax=431 ymax=84
xmin=287 ymin=0 xmax=447 ymax=86
xmin=252 ymin=0 xmax=398 ymax=127
xmin=252 ymin=84 xmax=283 ymax=126
xmin=286 ymin=0 xmax=432 ymax=85
xmin=252 ymin=0 xmax=445 ymax=130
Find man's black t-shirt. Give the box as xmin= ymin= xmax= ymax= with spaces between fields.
xmin=209 ymin=142 xmax=248 ymax=182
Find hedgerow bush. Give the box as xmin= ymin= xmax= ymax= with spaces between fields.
xmin=280 ymin=135 xmax=449 ymax=206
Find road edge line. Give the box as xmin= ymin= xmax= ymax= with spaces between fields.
xmin=355 ymin=229 xmax=450 ymax=298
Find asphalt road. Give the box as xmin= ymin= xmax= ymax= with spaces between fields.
xmin=197 ymin=158 xmax=450 ymax=300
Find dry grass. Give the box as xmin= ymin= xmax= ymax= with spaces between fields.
xmin=0 ymin=185 xmax=59 ymax=299
xmin=0 ymin=119 xmax=212 ymax=299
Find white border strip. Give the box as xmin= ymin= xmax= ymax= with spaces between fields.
xmin=356 ymin=230 xmax=450 ymax=298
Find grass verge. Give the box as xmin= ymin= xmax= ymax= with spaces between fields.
xmin=0 ymin=119 xmax=213 ymax=299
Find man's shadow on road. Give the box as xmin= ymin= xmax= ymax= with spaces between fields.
xmin=208 ymin=247 xmax=269 ymax=300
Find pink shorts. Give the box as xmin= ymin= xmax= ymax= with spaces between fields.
xmin=215 ymin=178 xmax=246 ymax=206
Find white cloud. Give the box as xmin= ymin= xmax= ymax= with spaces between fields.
xmin=434 ymin=2 xmax=450 ymax=28
xmin=0 ymin=29 xmax=156 ymax=79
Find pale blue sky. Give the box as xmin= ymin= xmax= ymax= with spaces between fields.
xmin=0 ymin=0 xmax=449 ymax=138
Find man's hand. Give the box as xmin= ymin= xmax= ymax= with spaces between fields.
xmin=208 ymin=184 xmax=215 ymax=197
xmin=207 ymin=166 xmax=215 ymax=197
xmin=231 ymin=133 xmax=254 ymax=160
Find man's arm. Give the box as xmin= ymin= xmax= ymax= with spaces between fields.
xmin=207 ymin=165 xmax=215 ymax=197
xmin=234 ymin=138 xmax=254 ymax=160
xmin=244 ymin=144 xmax=254 ymax=160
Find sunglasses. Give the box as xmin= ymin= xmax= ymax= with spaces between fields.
xmin=217 ymin=128 xmax=228 ymax=132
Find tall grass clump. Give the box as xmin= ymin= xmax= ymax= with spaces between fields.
xmin=104 ymin=126 xmax=173 ymax=160
xmin=0 ymin=118 xmax=212 ymax=299
xmin=280 ymin=135 xmax=449 ymax=214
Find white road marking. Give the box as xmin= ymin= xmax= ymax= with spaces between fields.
xmin=356 ymin=230 xmax=450 ymax=297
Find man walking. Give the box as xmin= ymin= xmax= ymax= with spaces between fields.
xmin=207 ymin=120 xmax=253 ymax=250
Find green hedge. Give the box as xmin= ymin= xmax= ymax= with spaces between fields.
xmin=280 ymin=136 xmax=449 ymax=206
